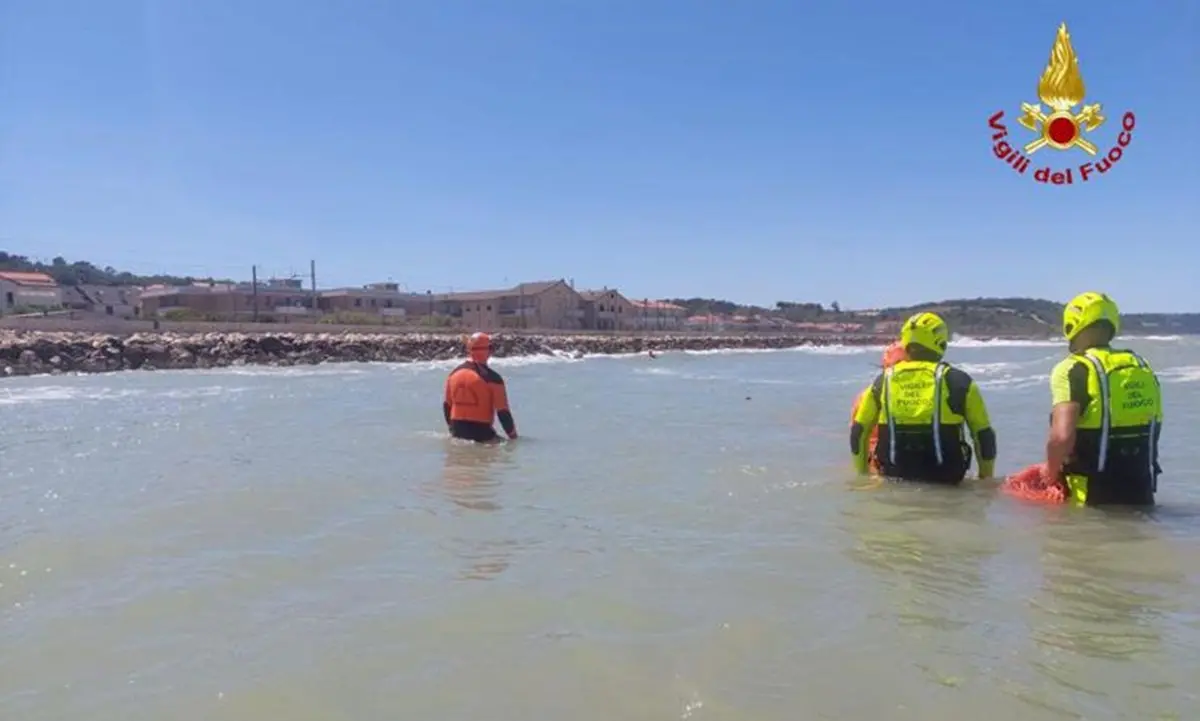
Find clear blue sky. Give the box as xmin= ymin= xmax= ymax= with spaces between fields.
xmin=1 ymin=0 xmax=1196 ymax=311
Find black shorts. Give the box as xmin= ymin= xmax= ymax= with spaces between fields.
xmin=450 ymin=420 xmax=500 ymax=443
xmin=877 ymin=442 xmax=972 ymax=486
xmin=1084 ymin=475 xmax=1156 ymax=506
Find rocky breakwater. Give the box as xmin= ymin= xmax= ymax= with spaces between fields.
xmin=0 ymin=330 xmax=882 ymax=376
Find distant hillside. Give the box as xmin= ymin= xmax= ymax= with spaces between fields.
xmin=871 ymin=297 xmax=1060 ymax=337
xmin=668 ymin=295 xmax=1199 ymax=336
xmin=663 ymin=297 xmax=773 ymax=317
xmin=1122 ymin=312 xmax=1200 ymax=335
xmin=0 ymin=252 xmax=226 ymax=287
xmin=869 ymin=297 xmax=1200 ymax=336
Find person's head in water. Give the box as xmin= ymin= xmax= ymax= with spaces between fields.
xmin=898 ymin=312 xmax=949 ymax=362
xmin=880 ymin=341 xmax=907 ymax=368
xmin=466 ymin=332 xmax=492 ymax=365
xmin=1062 ymin=291 xmax=1119 ymax=353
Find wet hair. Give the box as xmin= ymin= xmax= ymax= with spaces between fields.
xmin=1072 ymin=320 xmax=1115 ymax=350
xmin=905 ymin=344 xmax=943 ymax=362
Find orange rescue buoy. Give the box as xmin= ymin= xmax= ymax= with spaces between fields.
xmin=1002 ymin=463 xmax=1066 ymax=503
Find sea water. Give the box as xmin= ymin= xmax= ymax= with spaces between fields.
xmin=2 ymin=336 xmax=1198 ymax=720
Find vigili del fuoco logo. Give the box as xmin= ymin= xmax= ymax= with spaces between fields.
xmin=987 ymin=23 xmax=1135 ymax=186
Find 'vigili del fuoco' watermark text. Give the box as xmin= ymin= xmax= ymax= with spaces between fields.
xmin=987 ymin=23 xmax=1135 ymax=185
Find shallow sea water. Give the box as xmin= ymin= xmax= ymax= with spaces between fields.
xmin=2 ymin=336 xmax=1199 ymax=720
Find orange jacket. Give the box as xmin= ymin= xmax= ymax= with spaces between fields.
xmin=851 ymin=342 xmax=907 ymax=473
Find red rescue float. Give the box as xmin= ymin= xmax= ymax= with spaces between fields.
xmin=1002 ymin=463 xmax=1066 ymax=503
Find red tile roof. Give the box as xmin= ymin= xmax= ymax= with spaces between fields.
xmin=630 ymin=299 xmax=685 ymax=311
xmin=0 ymin=271 xmax=58 ymax=287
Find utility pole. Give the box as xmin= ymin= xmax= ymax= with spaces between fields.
xmin=251 ymin=265 xmax=259 ymax=323
xmin=310 ymin=259 xmax=317 ymax=313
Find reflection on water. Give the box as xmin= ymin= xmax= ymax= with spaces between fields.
xmin=1035 ymin=511 xmax=1183 ymax=660
xmin=440 ymin=440 xmax=512 ymax=512
xmin=437 ymin=441 xmax=520 ymax=581
xmin=841 ymin=481 xmax=999 ymax=633
xmin=837 ymin=481 xmax=1198 ymax=719
xmin=1022 ymin=508 xmax=1192 ymax=717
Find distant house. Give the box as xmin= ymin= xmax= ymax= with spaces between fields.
xmin=0 ymin=271 xmax=62 ymax=312
xmin=61 ymin=284 xmax=142 ymax=318
xmin=685 ymin=314 xmax=726 ymax=332
xmin=578 ymin=288 xmax=634 ymax=330
xmin=629 ymin=299 xmax=687 ymax=330
xmin=318 ymin=282 xmax=425 ymax=318
xmin=436 ymin=280 xmax=584 ymax=331
xmin=138 ymin=282 xmax=315 ymax=319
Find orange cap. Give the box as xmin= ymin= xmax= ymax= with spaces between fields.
xmin=466 ymin=332 xmax=491 ymax=361
xmin=881 ymin=341 xmax=906 ymax=368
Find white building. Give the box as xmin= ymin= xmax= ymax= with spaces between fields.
xmin=0 ymin=271 xmax=63 ymax=312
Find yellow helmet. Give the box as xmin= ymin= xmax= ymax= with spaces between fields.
xmin=1062 ymin=291 xmax=1120 ymax=342
xmin=899 ymin=312 xmax=949 ymax=356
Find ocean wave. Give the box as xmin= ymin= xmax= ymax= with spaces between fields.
xmin=956 ymin=361 xmax=1019 ymax=375
xmin=186 ymin=364 xmax=373 ymax=378
xmin=954 ymin=334 xmax=1187 ymax=348
xmin=974 ymin=362 xmax=1200 ymax=389
xmin=1158 ymin=365 xmax=1200 ymax=384
xmin=667 ymin=344 xmax=877 ymax=357
xmin=0 ymin=384 xmax=249 ymax=406
xmin=975 ymin=374 xmax=1047 ymax=390
xmin=952 ymin=335 xmax=1060 ymax=348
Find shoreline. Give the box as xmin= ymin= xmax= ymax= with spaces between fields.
xmin=0 ymin=329 xmax=895 ymax=377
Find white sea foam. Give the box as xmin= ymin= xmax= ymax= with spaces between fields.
xmin=954 ymin=333 xmax=1187 ymax=348
xmin=0 ymin=384 xmax=249 ymax=406
xmin=975 ymin=374 xmax=1047 ymax=391
xmin=669 ymin=344 xmax=874 ymax=357
xmin=1158 ymin=365 xmax=1200 ymax=384
xmin=956 ymin=362 xmax=1019 ymax=376
xmin=952 ymin=335 xmax=1060 ymax=348
xmin=189 ymin=364 xmax=372 ymax=378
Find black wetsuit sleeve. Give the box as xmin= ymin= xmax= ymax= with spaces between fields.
xmin=479 ymin=365 xmax=517 ymax=436
xmin=1068 ymin=361 xmax=1090 ymax=407
xmin=498 ymin=410 xmax=516 ymax=436
xmin=946 ymin=367 xmax=996 ymax=461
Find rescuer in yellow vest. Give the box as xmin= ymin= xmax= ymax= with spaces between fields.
xmin=1046 ymin=292 xmax=1162 ymax=506
xmin=850 ymin=312 xmax=997 ymax=484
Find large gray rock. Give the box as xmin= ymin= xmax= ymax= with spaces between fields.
xmin=0 ymin=330 xmax=883 ymax=377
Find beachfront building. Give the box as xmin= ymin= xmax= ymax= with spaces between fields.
xmin=629 ymin=299 xmax=687 ymax=330
xmin=138 ymin=282 xmax=316 ymax=320
xmin=61 ymin=285 xmax=142 ymax=318
xmin=0 ymin=271 xmax=63 ymax=313
xmin=127 ymin=273 xmax=703 ymax=332
xmin=578 ymin=288 xmax=635 ymax=330
xmin=317 ymin=282 xmax=428 ymax=320
xmin=685 ymin=314 xmax=727 ymax=332
xmin=435 ymin=280 xmax=585 ymax=331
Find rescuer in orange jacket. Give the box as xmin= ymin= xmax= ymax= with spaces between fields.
xmin=443 ymin=332 xmax=518 ymax=443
